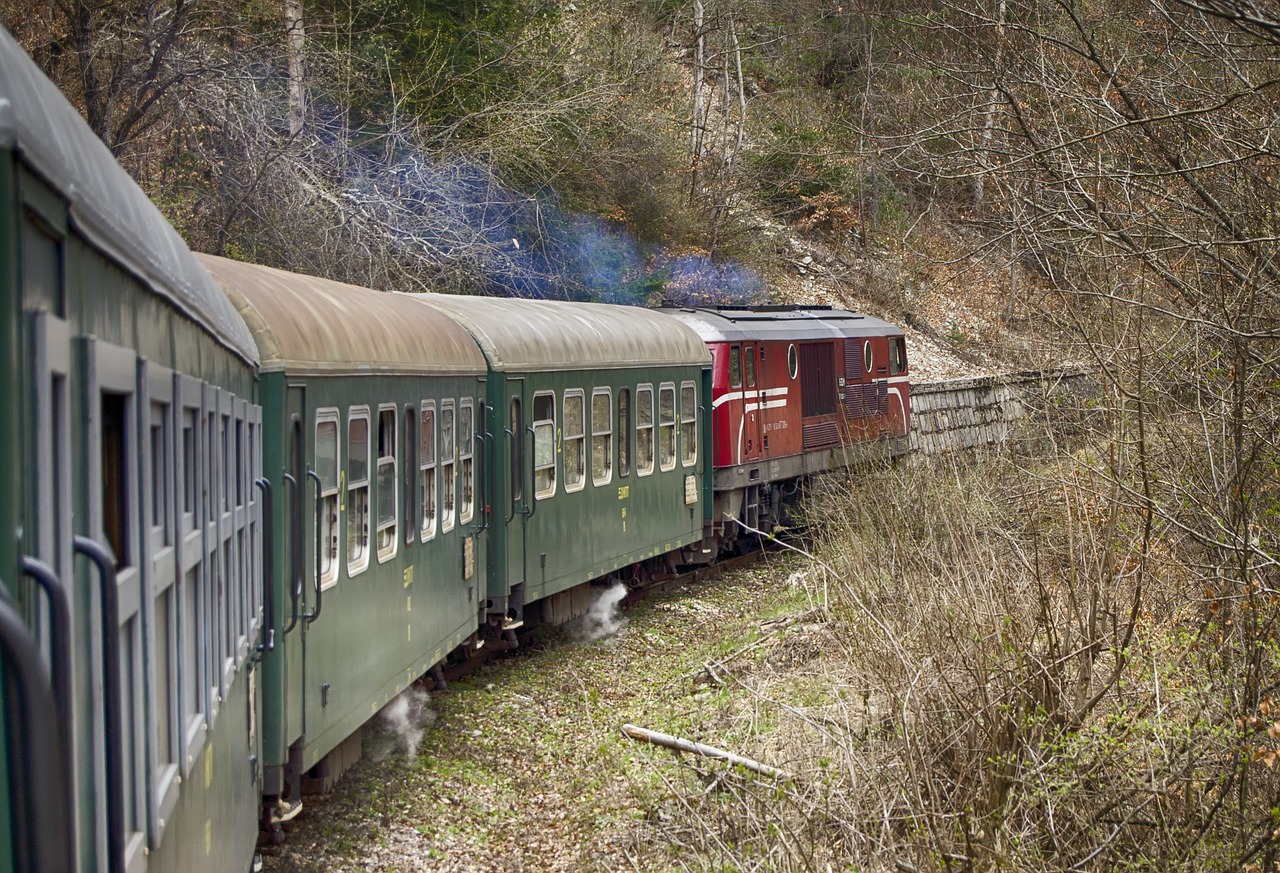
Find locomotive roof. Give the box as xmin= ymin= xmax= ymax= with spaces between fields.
xmin=198 ymin=255 xmax=487 ymax=377
xmin=656 ymin=305 xmax=903 ymax=343
xmin=400 ymin=295 xmax=711 ymax=373
xmin=0 ymin=29 xmax=258 ymax=365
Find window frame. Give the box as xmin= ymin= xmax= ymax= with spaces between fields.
xmin=375 ymin=404 xmax=398 ymax=563
xmin=636 ymin=384 xmax=655 ymax=477
xmin=314 ymin=409 xmax=341 ymax=588
xmin=680 ymin=381 xmax=698 ymax=468
xmin=419 ymin=401 xmax=438 ymax=542
xmin=440 ymin=400 xmax=457 ymax=533
xmin=563 ymin=388 xmax=586 ymax=493
xmin=591 ymin=388 xmax=613 ymax=487
xmin=532 ymin=391 xmax=558 ymax=499
xmin=459 ymin=398 xmax=476 ymax=525
xmin=658 ymin=382 xmax=677 ymax=472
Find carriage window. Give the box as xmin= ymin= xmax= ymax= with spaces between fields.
xmin=441 ymin=401 xmax=456 ymax=532
xmin=347 ymin=409 xmax=370 ymax=576
xmin=376 ymin=406 xmax=397 ymax=561
xmin=889 ymin=337 xmax=907 ymax=376
xmin=617 ymin=388 xmax=631 ymax=478
xmin=564 ymin=390 xmax=586 ymax=492
xmin=592 ymin=389 xmax=612 ymax=486
xmin=419 ymin=403 xmax=437 ymax=541
xmin=404 ymin=406 xmax=417 ymax=546
xmin=659 ymin=384 xmax=677 ymax=472
xmin=316 ymin=412 xmax=340 ymax=585
xmin=533 ymin=392 xmax=556 ymax=498
xmin=460 ymin=400 xmax=475 ymax=524
xmin=745 ymin=349 xmax=756 ymax=388
xmin=729 ymin=346 xmax=742 ymax=389
xmin=636 ymin=385 xmax=654 ymax=477
xmin=680 ymin=382 xmax=697 ymax=467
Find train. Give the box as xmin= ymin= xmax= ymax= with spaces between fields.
xmin=0 ymin=28 xmax=909 ymax=873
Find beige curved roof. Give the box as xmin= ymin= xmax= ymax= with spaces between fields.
xmin=197 ymin=254 xmax=486 ymax=376
xmin=399 ymin=294 xmax=711 ymax=373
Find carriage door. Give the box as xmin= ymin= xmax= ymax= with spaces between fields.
xmin=283 ymin=385 xmax=306 ymax=757
xmin=742 ymin=343 xmax=764 ymax=462
xmin=503 ymin=377 xmax=528 ymax=625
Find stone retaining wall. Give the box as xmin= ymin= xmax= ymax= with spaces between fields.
xmin=908 ymin=367 xmax=1093 ymax=455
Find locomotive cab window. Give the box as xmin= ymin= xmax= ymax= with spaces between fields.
xmin=729 ymin=346 xmax=742 ymax=389
xmin=347 ymin=408 xmax=370 ymax=577
xmin=564 ymin=389 xmax=586 ymax=492
xmin=316 ymin=411 xmax=341 ymax=586
xmin=460 ymin=399 xmax=475 ymax=524
xmin=533 ymin=391 xmax=557 ymax=498
xmin=419 ymin=403 xmax=437 ymax=541
xmin=745 ymin=348 xmax=756 ymax=388
xmin=441 ymin=400 xmax=456 ymax=533
xmin=592 ymin=388 xmax=612 ymax=486
xmin=659 ymin=383 xmax=677 ymax=472
xmin=889 ymin=337 xmax=907 ymax=376
xmin=680 ymin=382 xmax=697 ymax=467
xmin=376 ymin=405 xmax=397 ymax=562
xmin=636 ymin=384 xmax=655 ymax=477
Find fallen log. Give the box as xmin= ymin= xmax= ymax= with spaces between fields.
xmin=620 ymin=723 xmax=793 ymax=781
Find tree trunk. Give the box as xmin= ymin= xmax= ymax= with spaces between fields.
xmin=284 ymin=0 xmax=306 ymax=138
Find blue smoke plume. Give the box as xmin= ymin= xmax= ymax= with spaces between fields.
xmin=333 ymin=128 xmax=766 ymax=306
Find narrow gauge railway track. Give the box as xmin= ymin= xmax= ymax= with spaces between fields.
xmin=437 ymin=547 xmax=770 ymax=686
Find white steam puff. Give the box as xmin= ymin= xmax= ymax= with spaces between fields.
xmin=579 ymin=581 xmax=629 ymax=642
xmin=378 ymin=686 xmax=435 ymax=759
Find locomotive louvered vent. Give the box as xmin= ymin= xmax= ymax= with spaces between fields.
xmin=844 ymin=341 xmax=862 ymax=381
xmin=845 ymin=382 xmax=880 ymax=419
xmin=799 ymin=343 xmax=838 ymax=417
xmin=803 ymin=421 xmax=840 ymax=448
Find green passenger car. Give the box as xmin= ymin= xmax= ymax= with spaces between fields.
xmin=402 ymin=295 xmax=713 ymax=627
xmin=1 ymin=27 xmax=264 ymax=873
xmin=199 ymin=256 xmax=490 ymax=805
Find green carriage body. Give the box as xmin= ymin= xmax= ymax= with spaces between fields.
xmin=402 ymin=295 xmax=713 ymax=625
xmin=1 ymin=27 xmax=264 ymax=873
xmin=200 ymin=256 xmax=489 ymax=789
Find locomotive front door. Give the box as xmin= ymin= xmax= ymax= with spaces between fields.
xmin=742 ymin=343 xmax=764 ymax=462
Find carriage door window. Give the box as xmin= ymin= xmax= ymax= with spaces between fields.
xmin=680 ymin=382 xmax=698 ymax=467
xmin=347 ymin=409 xmax=370 ymax=576
xmin=509 ymin=398 xmax=523 ymax=506
xmin=460 ymin=400 xmax=475 ymax=524
xmin=636 ymin=385 xmax=654 ymax=477
xmin=315 ymin=412 xmax=340 ymax=586
xmin=659 ymin=384 xmax=677 ymax=472
xmin=404 ymin=406 xmax=417 ymax=546
xmin=563 ymin=390 xmax=585 ymax=492
xmin=592 ymin=389 xmax=612 ymax=487
xmin=419 ymin=404 xmax=437 ymax=540
xmin=441 ymin=401 xmax=456 ymax=532
xmin=532 ymin=392 xmax=556 ymax=498
xmin=376 ymin=406 xmax=397 ymax=562
xmin=729 ymin=346 xmax=742 ymax=389
xmin=617 ymin=388 xmax=631 ymax=478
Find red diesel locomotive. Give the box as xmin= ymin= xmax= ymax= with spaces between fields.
xmin=659 ymin=305 xmax=910 ymax=558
